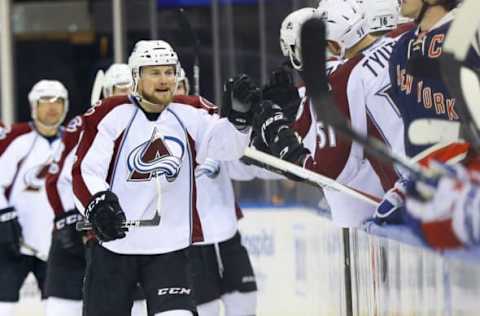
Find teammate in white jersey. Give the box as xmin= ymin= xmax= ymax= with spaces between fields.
xmin=0 ymin=80 xmax=68 ymax=315
xmin=44 ymin=63 xmax=147 ymax=316
xmin=71 ymin=40 xmax=252 ymax=316
xmin=174 ymin=73 xmax=257 ymax=316
xmin=256 ymin=2 xmax=410 ymax=226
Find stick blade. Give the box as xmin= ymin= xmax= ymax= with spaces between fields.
xmin=90 ymin=70 xmax=105 ymax=105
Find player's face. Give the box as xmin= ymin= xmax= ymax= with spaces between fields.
xmin=400 ymin=0 xmax=423 ymax=19
xmin=175 ymin=81 xmax=187 ymax=96
xmin=138 ymin=65 xmax=177 ymax=106
xmin=112 ymin=84 xmax=131 ymax=96
xmin=36 ymin=98 xmax=65 ymax=127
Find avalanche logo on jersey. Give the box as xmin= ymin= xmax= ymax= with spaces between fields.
xmin=24 ymin=164 xmax=50 ymax=191
xmin=127 ymin=127 xmax=185 ymax=182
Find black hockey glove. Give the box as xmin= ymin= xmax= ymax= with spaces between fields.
xmin=52 ymin=209 xmax=85 ymax=258
xmin=253 ymin=100 xmax=291 ymax=146
xmin=0 ymin=207 xmax=22 ymax=257
xmin=262 ymin=66 xmax=301 ymax=122
xmin=222 ymin=74 xmax=261 ymax=131
xmin=85 ymin=191 xmax=128 ymax=242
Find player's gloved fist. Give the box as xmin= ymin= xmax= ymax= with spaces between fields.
xmin=222 ymin=74 xmax=261 ymax=131
xmin=52 ymin=209 xmax=85 ymax=257
xmin=195 ymin=158 xmax=221 ymax=179
xmin=262 ymin=66 xmax=301 ymax=121
xmin=85 ymin=191 xmax=128 ymax=242
xmin=253 ymin=100 xmax=290 ymax=146
xmin=269 ymin=127 xmax=309 ymax=164
xmin=0 ymin=207 xmax=22 ymax=257
xmin=373 ymin=179 xmax=410 ymax=225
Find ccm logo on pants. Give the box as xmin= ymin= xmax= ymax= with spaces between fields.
xmin=157 ymin=288 xmax=192 ymax=296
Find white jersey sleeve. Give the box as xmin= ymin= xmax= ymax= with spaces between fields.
xmin=169 ymin=105 xmax=250 ymax=164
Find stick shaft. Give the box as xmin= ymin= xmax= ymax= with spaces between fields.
xmin=244 ymin=147 xmax=380 ymax=206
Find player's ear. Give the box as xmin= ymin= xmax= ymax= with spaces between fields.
xmin=326 ymin=41 xmax=341 ymax=57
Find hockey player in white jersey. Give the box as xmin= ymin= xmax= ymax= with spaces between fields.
xmin=255 ymin=1 xmax=408 ymax=226
xmin=0 ymin=80 xmax=68 ymax=315
xmin=44 ymin=63 xmax=148 ymax=316
xmin=173 ymin=73 xmax=257 ymax=316
xmin=71 ymin=40 xmax=252 ymax=316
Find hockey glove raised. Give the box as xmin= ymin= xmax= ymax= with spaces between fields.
xmin=222 ymin=74 xmax=261 ymax=131
xmin=52 ymin=209 xmax=85 ymax=257
xmin=0 ymin=207 xmax=22 ymax=257
xmin=262 ymin=66 xmax=301 ymax=121
xmin=85 ymin=191 xmax=128 ymax=242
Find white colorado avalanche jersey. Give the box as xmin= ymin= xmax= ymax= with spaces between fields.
xmin=0 ymin=123 xmax=62 ymax=259
xmin=72 ymin=95 xmax=250 ymax=254
xmin=300 ymin=35 xmax=410 ymax=227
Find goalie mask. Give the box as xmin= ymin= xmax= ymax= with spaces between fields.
xmin=317 ymin=0 xmax=368 ymax=58
xmin=128 ymin=40 xmax=180 ymax=98
xmin=28 ymin=80 xmax=68 ymax=129
xmin=280 ymin=7 xmax=322 ymax=71
xmin=103 ymin=63 xmax=133 ymax=98
xmin=356 ymin=0 xmax=400 ymax=33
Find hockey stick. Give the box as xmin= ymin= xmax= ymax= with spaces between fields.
xmin=300 ymin=18 xmax=431 ymax=183
xmin=440 ymin=0 xmax=480 ymax=152
xmin=76 ymin=179 xmax=162 ymax=231
xmin=408 ymin=119 xmax=461 ymax=145
xmin=178 ymin=8 xmax=201 ymax=95
xmin=243 ymin=147 xmax=380 ymax=206
xmin=90 ymin=69 xmax=105 ymax=105
xmin=76 ymin=210 xmax=160 ymax=231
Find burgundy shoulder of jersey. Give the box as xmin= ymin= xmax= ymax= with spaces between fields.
xmin=386 ymin=22 xmax=416 ymax=39
xmin=82 ymin=95 xmax=131 ymax=128
xmin=0 ymin=122 xmax=33 ymax=155
xmin=60 ymin=115 xmax=85 ymax=157
xmin=173 ymin=95 xmax=219 ymax=114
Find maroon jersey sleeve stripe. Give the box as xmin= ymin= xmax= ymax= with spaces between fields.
xmin=46 ymin=127 xmax=83 ymax=216
xmin=187 ymin=133 xmax=204 ymax=243
xmin=0 ymin=122 xmax=33 ymax=156
xmin=291 ymin=98 xmax=312 ymax=139
xmin=72 ymin=96 xmax=129 ymax=208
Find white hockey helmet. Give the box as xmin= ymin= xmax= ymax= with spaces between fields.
xmin=102 ymin=63 xmax=133 ymax=98
xmin=317 ymin=0 xmax=368 ymax=57
xmin=280 ymin=7 xmax=322 ymax=71
xmin=128 ymin=40 xmax=180 ymax=94
xmin=28 ymin=80 xmax=68 ymax=128
xmin=356 ymin=0 xmax=400 ymax=33
xmin=177 ymin=66 xmax=190 ymax=95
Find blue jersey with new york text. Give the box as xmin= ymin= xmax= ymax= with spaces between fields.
xmin=388 ymin=20 xmax=480 ymax=157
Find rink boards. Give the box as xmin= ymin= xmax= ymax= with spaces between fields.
xmin=16 ymin=207 xmax=480 ymax=316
